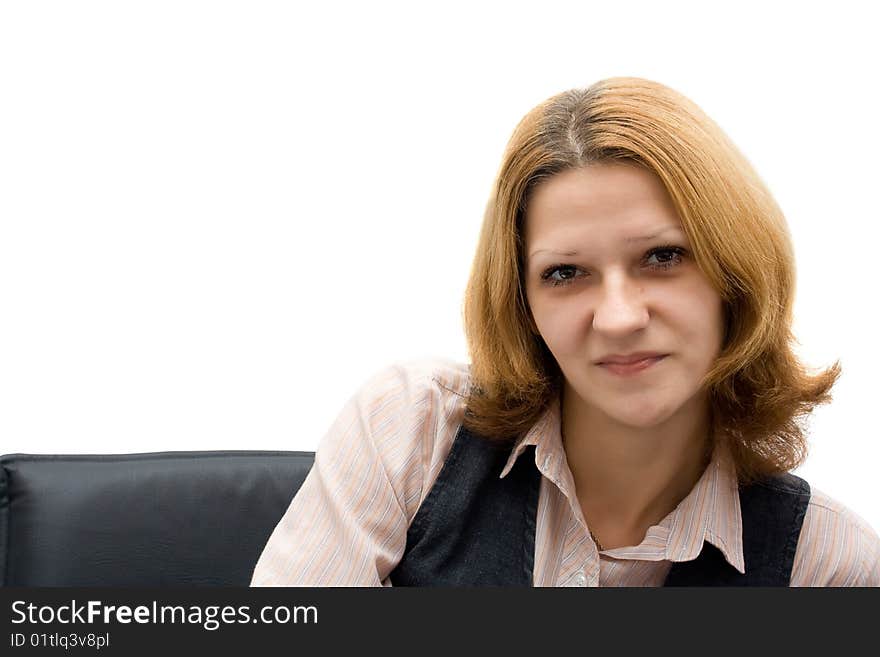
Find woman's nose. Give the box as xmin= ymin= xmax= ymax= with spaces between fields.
xmin=591 ymin=276 xmax=650 ymax=335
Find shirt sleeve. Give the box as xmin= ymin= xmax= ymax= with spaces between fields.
xmin=790 ymin=487 xmax=880 ymax=587
xmin=250 ymin=363 xmax=437 ymax=586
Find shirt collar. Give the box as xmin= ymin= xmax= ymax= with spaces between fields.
xmin=498 ymin=396 xmax=745 ymax=575
xmin=662 ymin=437 xmax=745 ymax=574
xmin=499 ymin=394 xmax=564 ymax=482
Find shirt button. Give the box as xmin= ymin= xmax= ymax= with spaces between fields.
xmin=574 ymin=571 xmax=587 ymax=587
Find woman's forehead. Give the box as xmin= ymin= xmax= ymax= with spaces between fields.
xmin=524 ymin=166 xmax=684 ymax=253
xmin=525 ymin=164 xmax=678 ymax=225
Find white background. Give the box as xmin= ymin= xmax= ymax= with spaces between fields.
xmin=1 ymin=1 xmax=877 ymax=531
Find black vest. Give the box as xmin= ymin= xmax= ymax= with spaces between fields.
xmin=389 ymin=423 xmax=810 ymax=586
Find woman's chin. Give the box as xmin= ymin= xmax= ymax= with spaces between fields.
xmin=592 ymin=399 xmax=678 ymax=430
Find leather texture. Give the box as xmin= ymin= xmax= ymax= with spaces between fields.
xmin=0 ymin=451 xmax=314 ymax=586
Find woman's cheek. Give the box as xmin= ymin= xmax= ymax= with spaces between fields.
xmin=538 ymin=311 xmax=579 ymax=355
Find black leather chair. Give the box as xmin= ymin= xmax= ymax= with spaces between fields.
xmin=0 ymin=451 xmax=314 ymax=586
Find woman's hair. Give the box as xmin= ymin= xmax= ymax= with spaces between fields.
xmin=461 ymin=76 xmax=841 ymax=486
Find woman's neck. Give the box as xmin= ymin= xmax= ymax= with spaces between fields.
xmin=561 ymin=385 xmax=714 ymax=548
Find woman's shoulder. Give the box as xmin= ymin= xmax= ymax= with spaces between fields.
xmin=792 ymin=484 xmax=880 ymax=586
xmin=354 ymin=357 xmax=472 ymax=403
xmin=805 ymin=486 xmax=879 ymax=549
xmin=335 ymin=358 xmax=473 ymax=521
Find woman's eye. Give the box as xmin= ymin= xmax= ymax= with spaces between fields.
xmin=538 ymin=245 xmax=687 ymax=288
xmin=645 ymin=245 xmax=687 ymax=270
xmin=540 ymin=265 xmax=582 ymax=287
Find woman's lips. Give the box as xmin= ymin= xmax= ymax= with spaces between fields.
xmin=598 ymin=355 xmax=667 ymax=376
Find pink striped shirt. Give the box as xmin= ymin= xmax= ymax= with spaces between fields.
xmin=251 ymin=359 xmax=880 ymax=586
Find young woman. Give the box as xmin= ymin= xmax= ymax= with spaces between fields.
xmin=251 ymin=77 xmax=880 ymax=586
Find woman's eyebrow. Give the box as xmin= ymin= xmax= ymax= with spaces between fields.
xmin=529 ymin=227 xmax=684 ymax=258
xmin=623 ymin=227 xmax=684 ymax=244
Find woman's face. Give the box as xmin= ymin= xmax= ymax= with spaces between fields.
xmin=523 ymin=162 xmax=725 ymax=429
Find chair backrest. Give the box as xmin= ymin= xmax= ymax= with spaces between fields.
xmin=0 ymin=451 xmax=314 ymax=586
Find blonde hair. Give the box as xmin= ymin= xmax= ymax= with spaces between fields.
xmin=461 ymin=76 xmax=841 ymax=486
